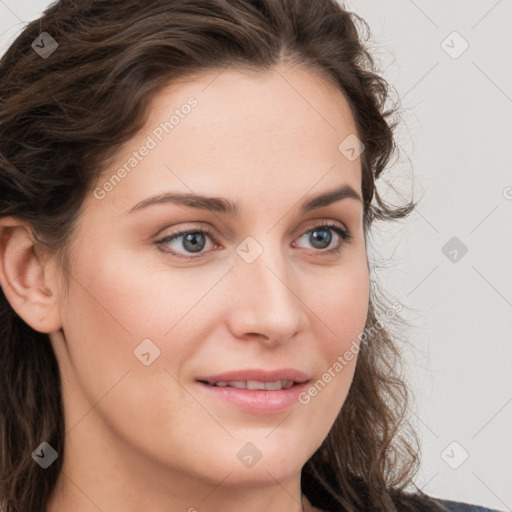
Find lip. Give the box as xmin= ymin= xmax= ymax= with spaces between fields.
xmin=196 ymin=380 xmax=310 ymax=414
xmin=195 ymin=368 xmax=310 ymax=384
xmin=195 ymin=368 xmax=311 ymax=415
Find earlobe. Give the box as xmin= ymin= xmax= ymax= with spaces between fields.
xmin=0 ymin=217 xmax=62 ymax=334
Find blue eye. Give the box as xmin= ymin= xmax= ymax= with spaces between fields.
xmin=294 ymin=223 xmax=351 ymax=253
xmin=156 ymin=226 xmax=216 ymax=259
xmin=156 ymin=222 xmax=351 ymax=260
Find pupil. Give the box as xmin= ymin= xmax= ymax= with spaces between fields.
xmin=184 ymin=233 xmax=205 ymax=253
xmin=311 ymin=229 xmax=331 ymax=249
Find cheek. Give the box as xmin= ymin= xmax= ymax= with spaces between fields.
xmin=64 ymin=237 xmax=214 ymax=339
xmin=309 ymin=255 xmax=370 ymax=352
xmin=298 ymin=256 xmax=369 ymax=420
xmin=58 ymin=238 xmax=225 ymax=409
xmin=56 ymin=242 xmax=178 ymax=400
xmin=57 ymin=243 xmax=206 ymax=456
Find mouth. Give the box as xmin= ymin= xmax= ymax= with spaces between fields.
xmin=195 ymin=378 xmax=311 ymax=414
xmin=197 ymin=379 xmax=299 ymax=390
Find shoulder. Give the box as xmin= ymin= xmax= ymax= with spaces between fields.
xmin=393 ymin=492 xmax=504 ymax=512
xmin=301 ymin=462 xmax=503 ymax=512
xmin=391 ymin=492 xmax=504 ymax=512
xmin=429 ymin=498 xmax=504 ymax=512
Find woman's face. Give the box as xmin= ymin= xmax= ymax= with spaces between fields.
xmin=50 ymin=64 xmax=369 ymax=491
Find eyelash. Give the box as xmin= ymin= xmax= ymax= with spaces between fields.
xmin=155 ymin=221 xmax=352 ymax=260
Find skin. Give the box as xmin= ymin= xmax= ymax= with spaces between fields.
xmin=0 ymin=63 xmax=369 ymax=512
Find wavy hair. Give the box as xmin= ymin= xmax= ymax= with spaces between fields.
xmin=0 ymin=1 xmax=444 ymax=510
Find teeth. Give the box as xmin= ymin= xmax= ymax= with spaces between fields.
xmin=265 ymin=380 xmax=293 ymax=390
xmin=211 ymin=380 xmax=294 ymax=390
xmin=246 ymin=380 xmax=266 ymax=390
xmin=228 ymin=380 xmax=246 ymax=389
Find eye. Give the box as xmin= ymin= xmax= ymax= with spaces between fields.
xmin=293 ymin=221 xmax=352 ymax=255
xmin=155 ymin=222 xmax=352 ymax=259
xmin=156 ymin=225 xmax=218 ymax=259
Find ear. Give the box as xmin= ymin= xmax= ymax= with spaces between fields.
xmin=0 ymin=217 xmax=62 ymax=333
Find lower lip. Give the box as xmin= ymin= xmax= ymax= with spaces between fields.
xmin=196 ymin=381 xmax=310 ymax=414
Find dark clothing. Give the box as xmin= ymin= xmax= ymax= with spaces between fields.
xmin=434 ymin=499 xmax=503 ymax=512
xmin=301 ymin=463 xmax=503 ymax=512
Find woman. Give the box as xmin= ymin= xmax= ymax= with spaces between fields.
xmin=0 ymin=1 xmax=503 ymax=511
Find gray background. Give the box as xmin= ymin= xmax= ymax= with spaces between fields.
xmin=1 ymin=0 xmax=510 ymax=510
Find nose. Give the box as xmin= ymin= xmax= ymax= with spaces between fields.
xmin=226 ymin=239 xmax=309 ymax=346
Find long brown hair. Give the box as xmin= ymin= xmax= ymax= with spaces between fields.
xmin=0 ymin=1 xmax=444 ymax=511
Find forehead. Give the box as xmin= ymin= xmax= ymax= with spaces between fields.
xmin=147 ymin=63 xmax=358 ymax=151
xmin=89 ymin=64 xmax=363 ymax=219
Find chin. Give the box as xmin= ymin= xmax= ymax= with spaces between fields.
xmin=214 ymin=464 xmax=301 ymax=488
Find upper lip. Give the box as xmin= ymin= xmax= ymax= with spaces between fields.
xmin=196 ymin=368 xmax=310 ymax=384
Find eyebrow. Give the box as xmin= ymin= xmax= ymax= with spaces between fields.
xmin=126 ymin=184 xmax=362 ymax=216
